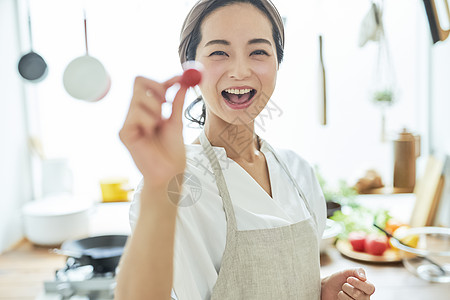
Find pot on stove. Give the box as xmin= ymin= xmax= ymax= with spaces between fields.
xmin=57 ymin=235 xmax=128 ymax=274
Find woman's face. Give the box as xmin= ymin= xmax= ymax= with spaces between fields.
xmin=195 ymin=3 xmax=278 ymax=125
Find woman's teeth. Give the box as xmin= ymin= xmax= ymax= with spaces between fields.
xmin=224 ymin=88 xmax=252 ymax=95
xmin=222 ymin=88 xmax=256 ymax=105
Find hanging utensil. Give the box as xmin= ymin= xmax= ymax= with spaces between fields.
xmin=18 ymin=6 xmax=48 ymax=82
xmin=63 ymin=10 xmax=111 ymax=102
xmin=359 ymin=1 xmax=397 ymax=142
xmin=423 ymin=0 xmax=450 ymax=44
xmin=318 ymin=35 xmax=327 ymax=125
xmin=358 ymin=2 xmax=382 ymax=47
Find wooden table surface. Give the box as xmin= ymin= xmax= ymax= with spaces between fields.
xmin=0 ymin=239 xmax=66 ymax=300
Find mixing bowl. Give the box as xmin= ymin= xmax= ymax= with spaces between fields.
xmin=390 ymin=226 xmax=450 ymax=283
xmin=320 ymin=218 xmax=343 ymax=253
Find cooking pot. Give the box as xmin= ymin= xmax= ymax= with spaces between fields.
xmin=59 ymin=234 xmax=128 ymax=273
xmin=99 ymin=177 xmax=133 ymax=202
xmin=22 ymin=195 xmax=92 ymax=246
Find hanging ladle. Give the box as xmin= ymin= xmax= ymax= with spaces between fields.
xmin=18 ymin=7 xmax=48 ymax=82
xmin=63 ymin=10 xmax=111 ymax=101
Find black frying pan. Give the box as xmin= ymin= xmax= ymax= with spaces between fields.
xmin=18 ymin=9 xmax=48 ymax=82
xmin=60 ymin=234 xmax=128 ymax=273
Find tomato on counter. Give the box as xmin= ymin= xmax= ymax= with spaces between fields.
xmin=348 ymin=231 xmax=367 ymax=252
xmin=365 ymin=234 xmax=388 ymax=256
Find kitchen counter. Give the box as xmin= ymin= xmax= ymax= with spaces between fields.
xmin=320 ymin=247 xmax=450 ymax=299
xmin=321 ymin=193 xmax=450 ymax=299
xmin=1 ymin=198 xmax=449 ymax=300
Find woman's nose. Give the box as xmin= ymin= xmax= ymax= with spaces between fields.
xmin=228 ymin=57 xmax=251 ymax=80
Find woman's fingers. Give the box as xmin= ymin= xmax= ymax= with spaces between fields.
xmin=137 ymin=90 xmax=162 ymax=120
xmin=169 ymin=85 xmax=188 ymax=125
xmin=133 ymin=76 xmax=167 ymax=101
xmin=120 ymin=105 xmax=160 ymax=144
xmin=122 ymin=75 xmax=188 ymax=140
xmin=133 ymin=75 xmax=187 ymax=121
xmin=338 ymin=277 xmax=375 ymax=300
xmin=341 ymin=283 xmax=370 ymax=299
xmin=133 ymin=75 xmax=182 ymax=101
xmin=163 ymin=75 xmax=182 ymax=90
xmin=133 ymin=108 xmax=161 ymax=138
xmin=347 ymin=277 xmax=375 ymax=295
xmin=337 ymin=290 xmax=354 ymax=300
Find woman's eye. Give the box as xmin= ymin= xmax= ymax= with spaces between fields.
xmin=251 ymin=50 xmax=269 ymax=56
xmin=209 ymin=51 xmax=228 ymax=57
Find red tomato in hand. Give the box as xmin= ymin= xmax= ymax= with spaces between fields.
xmin=181 ymin=68 xmax=202 ymax=87
xmin=365 ymin=234 xmax=388 ymax=256
xmin=348 ymin=231 xmax=367 ymax=252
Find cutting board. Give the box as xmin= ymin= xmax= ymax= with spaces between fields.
xmin=409 ymin=156 xmax=445 ymax=227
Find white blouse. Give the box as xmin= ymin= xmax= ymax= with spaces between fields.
xmin=129 ymin=142 xmax=326 ymax=300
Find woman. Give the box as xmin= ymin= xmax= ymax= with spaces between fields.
xmin=116 ymin=0 xmax=376 ymax=299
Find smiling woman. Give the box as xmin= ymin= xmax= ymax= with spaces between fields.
xmin=180 ymin=0 xmax=284 ymax=126
xmin=114 ymin=1 xmax=376 ymax=300
xmin=192 ymin=2 xmax=279 ymax=128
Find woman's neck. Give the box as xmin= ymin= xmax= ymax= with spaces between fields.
xmin=194 ymin=117 xmax=260 ymax=163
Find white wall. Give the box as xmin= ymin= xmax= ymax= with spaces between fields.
xmin=0 ymin=0 xmax=33 ymax=252
xmin=264 ymin=0 xmax=431 ymax=186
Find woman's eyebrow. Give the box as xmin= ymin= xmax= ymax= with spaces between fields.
xmin=204 ymin=39 xmax=230 ymax=47
xmin=248 ymin=38 xmax=272 ymax=46
xmin=204 ymin=38 xmax=272 ymax=47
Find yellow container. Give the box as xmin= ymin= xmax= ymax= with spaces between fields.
xmin=100 ymin=178 xmax=131 ymax=202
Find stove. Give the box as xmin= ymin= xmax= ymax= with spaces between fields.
xmin=37 ymin=257 xmax=116 ymax=300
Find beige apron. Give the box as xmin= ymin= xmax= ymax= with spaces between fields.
xmin=199 ymin=131 xmax=321 ymax=300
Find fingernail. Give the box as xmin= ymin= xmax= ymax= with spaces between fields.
xmin=358 ymin=268 xmax=366 ymax=280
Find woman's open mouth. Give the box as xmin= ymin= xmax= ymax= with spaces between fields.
xmin=221 ymin=88 xmax=257 ymax=109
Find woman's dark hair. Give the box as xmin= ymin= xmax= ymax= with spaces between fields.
xmin=179 ymin=0 xmax=285 ymax=127
xmin=185 ymin=95 xmax=207 ymax=126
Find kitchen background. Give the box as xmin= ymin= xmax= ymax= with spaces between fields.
xmin=0 ymin=0 xmax=449 ymax=253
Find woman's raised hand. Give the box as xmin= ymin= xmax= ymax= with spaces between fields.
xmin=119 ymin=76 xmax=188 ymax=188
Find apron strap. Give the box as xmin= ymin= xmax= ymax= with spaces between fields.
xmin=260 ymin=138 xmax=319 ymax=228
xmin=199 ymin=130 xmax=238 ymax=232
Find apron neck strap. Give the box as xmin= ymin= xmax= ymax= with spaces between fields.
xmin=199 ymin=129 xmax=318 ymax=230
xmin=259 ymin=139 xmax=318 ymax=227
xmin=199 ymin=130 xmax=238 ymax=232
